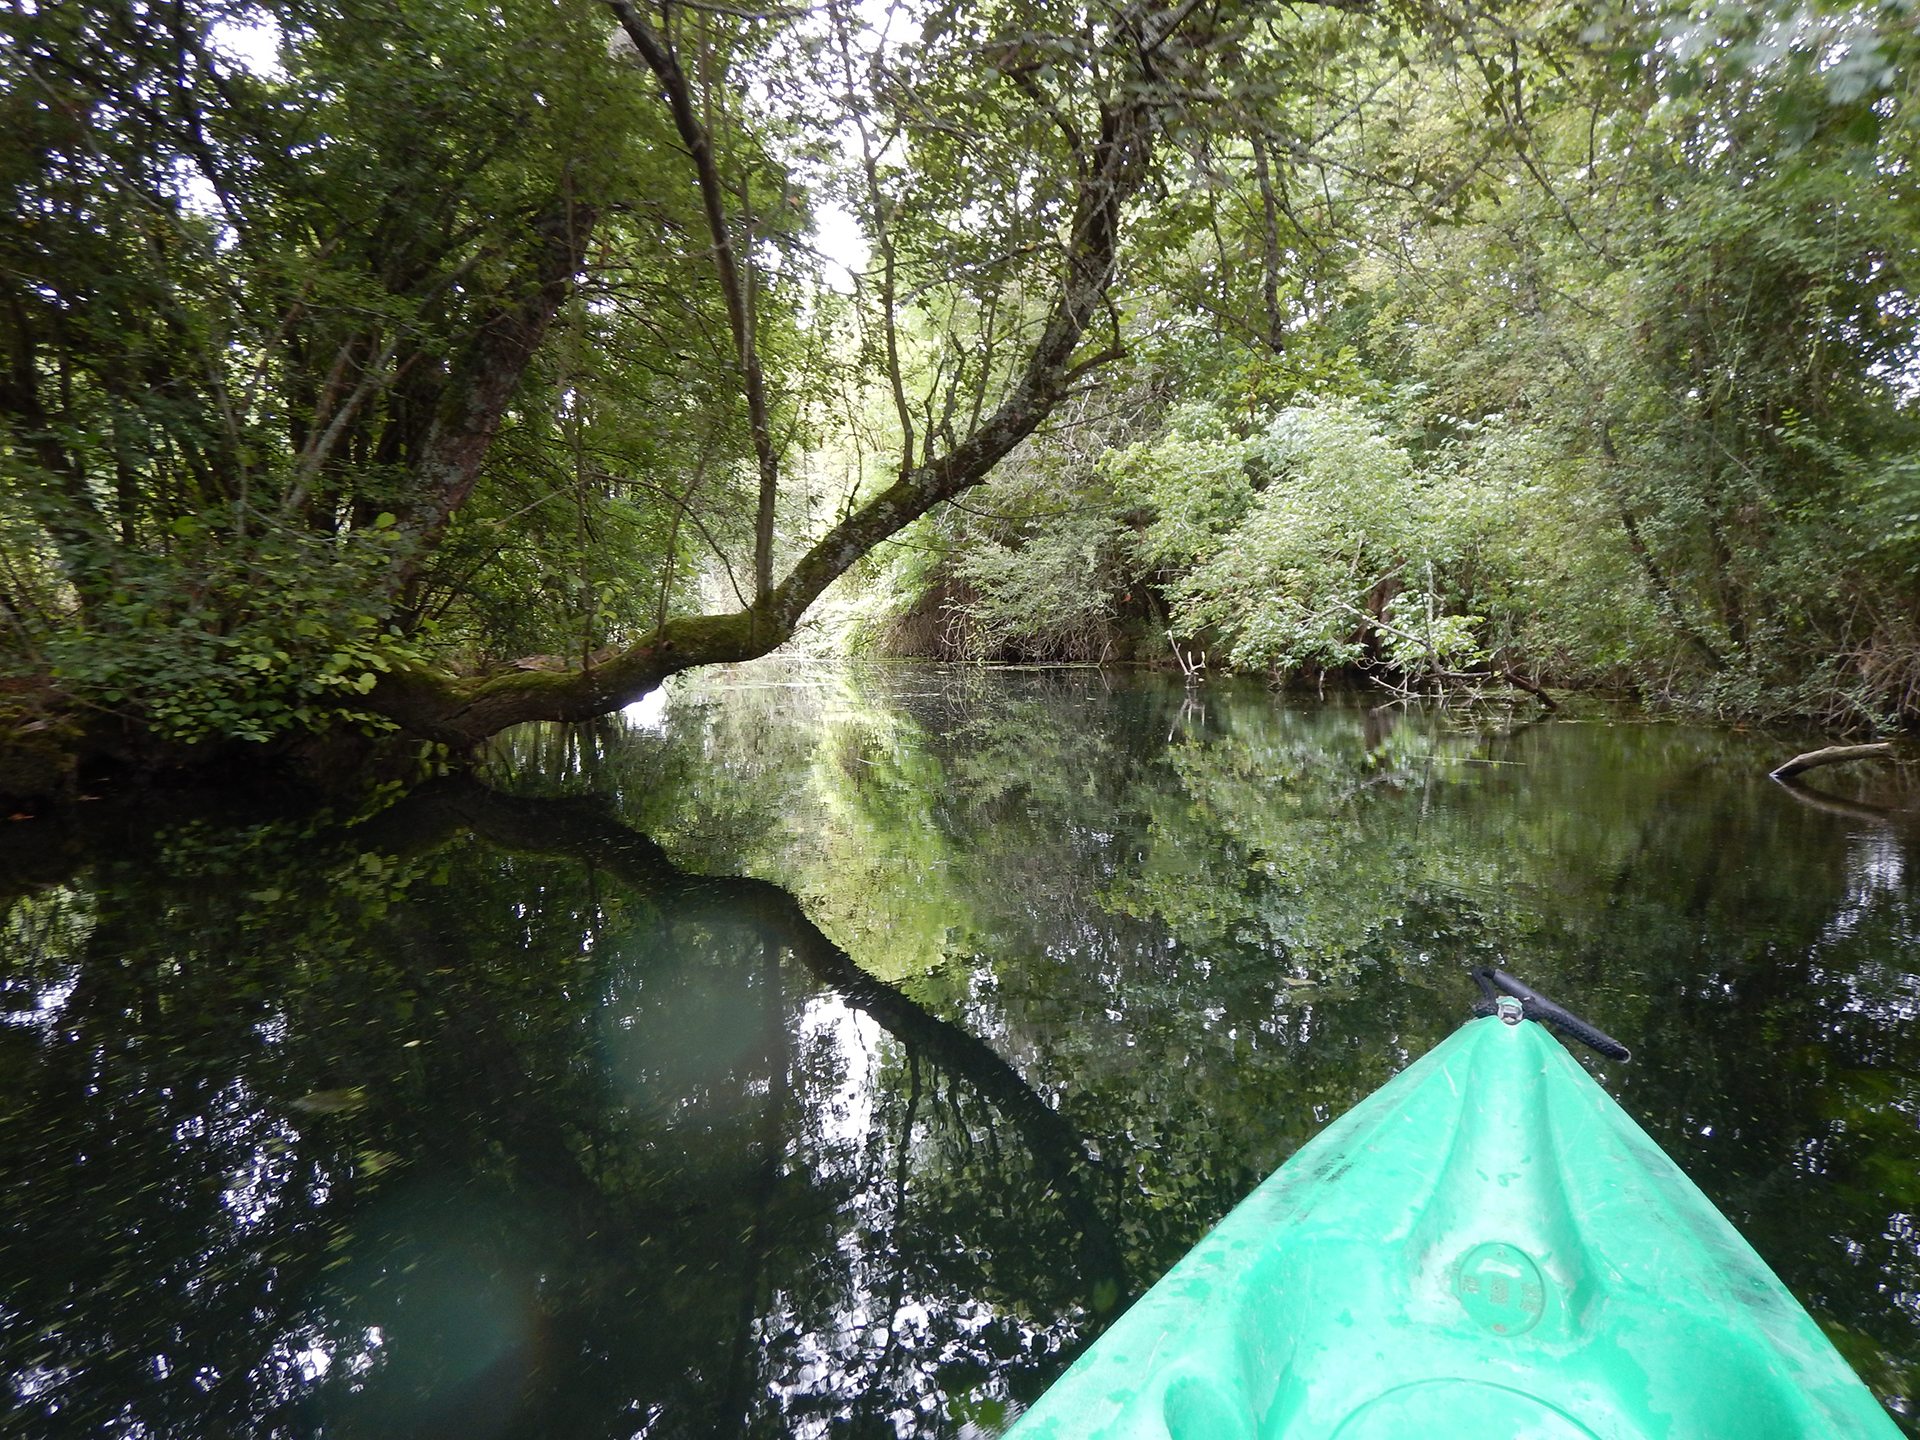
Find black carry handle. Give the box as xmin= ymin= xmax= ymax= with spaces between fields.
xmin=1471 ymin=967 xmax=1632 ymax=1063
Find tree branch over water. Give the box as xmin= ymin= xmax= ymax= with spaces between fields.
xmin=367 ymin=0 xmax=1212 ymax=748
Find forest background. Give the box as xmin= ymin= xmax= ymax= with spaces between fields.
xmin=4 ymin=0 xmax=1919 ymax=796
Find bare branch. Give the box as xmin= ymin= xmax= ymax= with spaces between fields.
xmin=606 ymin=0 xmax=781 ymax=602
xmin=828 ymin=1 xmax=917 ymax=482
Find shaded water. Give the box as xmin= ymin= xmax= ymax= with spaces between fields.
xmin=4 ymin=662 xmax=1919 ymax=1437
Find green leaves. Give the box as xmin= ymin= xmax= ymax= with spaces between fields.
xmin=1 ymin=0 xmax=699 ymax=738
xmin=1139 ymin=400 xmax=1496 ymax=682
xmin=41 ymin=520 xmax=424 ymax=746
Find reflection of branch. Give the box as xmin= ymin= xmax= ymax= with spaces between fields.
xmin=1476 ymin=712 xmax=1550 ymax=754
xmin=1771 ymin=776 xmax=1898 ymax=825
xmin=378 ymin=780 xmax=1127 ymax=1310
xmin=11 ymin=778 xmax=1130 ymax=1311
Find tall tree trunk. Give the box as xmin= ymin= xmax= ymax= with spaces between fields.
xmin=393 ymin=195 xmax=598 ymax=607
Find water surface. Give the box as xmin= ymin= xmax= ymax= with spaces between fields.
xmin=4 ymin=664 xmax=1917 ymax=1436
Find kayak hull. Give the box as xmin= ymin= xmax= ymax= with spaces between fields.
xmin=1003 ymin=1015 xmax=1901 ymax=1439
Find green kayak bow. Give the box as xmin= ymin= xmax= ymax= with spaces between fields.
xmin=1003 ymin=1004 xmax=1901 ymax=1439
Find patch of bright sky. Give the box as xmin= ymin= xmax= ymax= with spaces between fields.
xmin=210 ymin=10 xmax=287 ymax=80
xmin=760 ymin=0 xmax=904 ymax=294
xmin=166 ymin=11 xmax=286 ymax=225
xmin=800 ymin=992 xmax=883 ymax=1147
xmin=813 ymin=201 xmax=868 ymax=294
xmin=622 ymin=685 xmax=670 ymax=733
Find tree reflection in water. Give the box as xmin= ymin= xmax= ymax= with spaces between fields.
xmin=4 ymin=665 xmax=1920 ymax=1436
xmin=1 ymin=781 xmax=1116 ymax=1438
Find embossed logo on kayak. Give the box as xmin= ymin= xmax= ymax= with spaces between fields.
xmin=1456 ymin=1241 xmax=1547 ymax=1335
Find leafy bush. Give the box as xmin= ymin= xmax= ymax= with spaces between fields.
xmin=43 ymin=522 xmax=424 ymax=746
xmin=1102 ymin=400 xmax=1651 ymax=693
xmin=952 ymin=509 xmax=1133 ymax=662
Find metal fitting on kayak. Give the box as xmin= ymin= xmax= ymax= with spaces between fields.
xmin=1496 ymin=995 xmax=1524 ymax=1025
xmin=1471 ymin=967 xmax=1632 ymax=1063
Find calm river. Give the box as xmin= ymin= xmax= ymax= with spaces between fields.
xmin=4 ymin=663 xmax=1917 ymax=1437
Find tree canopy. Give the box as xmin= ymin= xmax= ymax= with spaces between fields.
xmin=851 ymin=0 xmax=1920 ymax=728
xmin=1 ymin=0 xmax=1284 ymax=788
xmin=3 ymin=0 xmax=1918 ymax=798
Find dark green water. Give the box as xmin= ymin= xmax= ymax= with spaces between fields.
xmin=4 ymin=663 xmax=1918 ymax=1438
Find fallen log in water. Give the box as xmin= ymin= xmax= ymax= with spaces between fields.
xmin=1768 ymin=741 xmax=1896 ymax=781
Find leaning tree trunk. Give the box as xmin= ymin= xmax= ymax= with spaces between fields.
xmin=365 ymin=5 xmax=1179 ymax=750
